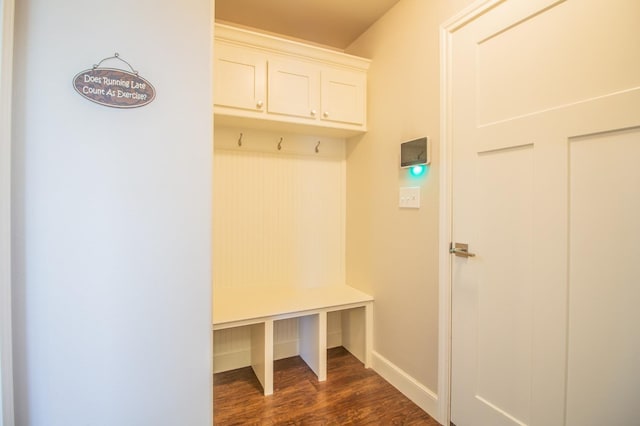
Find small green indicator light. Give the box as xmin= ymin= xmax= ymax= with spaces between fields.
xmin=410 ymin=165 xmax=425 ymax=177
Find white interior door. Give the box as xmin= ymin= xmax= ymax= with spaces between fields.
xmin=449 ymin=1 xmax=640 ymax=425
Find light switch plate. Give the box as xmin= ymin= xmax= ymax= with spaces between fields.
xmin=399 ymin=186 xmax=420 ymax=208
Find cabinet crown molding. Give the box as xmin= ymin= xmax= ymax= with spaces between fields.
xmin=215 ymin=23 xmax=371 ymax=71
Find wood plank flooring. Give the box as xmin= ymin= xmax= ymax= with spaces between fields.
xmin=214 ymin=346 xmax=440 ymax=425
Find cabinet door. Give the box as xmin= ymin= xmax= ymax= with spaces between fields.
xmin=320 ymin=68 xmax=366 ymax=126
xmin=268 ymin=58 xmax=319 ymax=120
xmin=214 ymin=43 xmax=266 ymax=112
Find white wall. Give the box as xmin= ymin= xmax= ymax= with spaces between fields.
xmin=11 ymin=0 xmax=213 ymax=425
xmin=345 ymin=0 xmax=473 ymax=413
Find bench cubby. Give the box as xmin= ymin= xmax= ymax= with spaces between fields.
xmin=213 ymin=285 xmax=373 ymax=395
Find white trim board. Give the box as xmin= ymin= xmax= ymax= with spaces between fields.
xmin=437 ymin=1 xmax=504 ymax=425
xmin=371 ymin=351 xmax=439 ymax=418
xmin=0 ymin=0 xmax=15 ymax=423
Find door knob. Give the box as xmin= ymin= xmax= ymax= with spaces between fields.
xmin=450 ymin=242 xmax=476 ymax=258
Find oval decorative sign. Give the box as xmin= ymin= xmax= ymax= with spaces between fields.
xmin=72 ymin=54 xmax=155 ymax=108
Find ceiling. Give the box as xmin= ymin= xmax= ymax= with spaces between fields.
xmin=215 ymin=0 xmax=402 ymax=50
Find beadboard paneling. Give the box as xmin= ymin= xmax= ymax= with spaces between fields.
xmin=327 ymin=311 xmax=343 ymax=348
xmin=213 ymin=127 xmax=347 ymax=372
xmin=213 ymin=326 xmax=252 ymax=373
xmin=213 ymin=127 xmax=346 ymax=289
xmin=274 ymin=318 xmax=300 ymax=360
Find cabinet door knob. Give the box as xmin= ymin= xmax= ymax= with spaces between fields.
xmin=256 ymin=100 xmax=264 ymax=109
xmin=310 ymin=109 xmax=317 ymax=116
xmin=323 ymin=111 xmax=329 ymax=118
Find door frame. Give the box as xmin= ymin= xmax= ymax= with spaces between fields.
xmin=437 ymin=1 xmax=504 ymax=424
xmin=0 ymin=0 xmax=16 ymax=424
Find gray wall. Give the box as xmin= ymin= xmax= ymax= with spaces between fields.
xmin=11 ymin=0 xmax=213 ymax=424
xmin=345 ymin=0 xmax=474 ymax=399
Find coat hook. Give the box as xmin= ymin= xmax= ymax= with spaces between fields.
xmin=278 ymin=137 xmax=283 ymax=151
xmin=238 ymin=132 xmax=243 ymax=147
xmin=315 ymin=140 xmax=321 ymax=153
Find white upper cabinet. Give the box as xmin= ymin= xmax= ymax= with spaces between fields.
xmin=214 ymin=24 xmax=370 ymax=137
xmin=268 ymin=58 xmax=320 ymax=120
xmin=214 ymin=43 xmax=266 ymax=113
xmin=321 ymin=68 xmax=366 ymax=126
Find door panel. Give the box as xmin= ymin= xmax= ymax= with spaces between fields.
xmin=475 ymin=146 xmax=534 ymax=425
xmin=450 ymin=0 xmax=640 ymax=425
xmin=567 ymin=127 xmax=640 ymax=425
xmin=475 ymin=0 xmax=640 ymax=126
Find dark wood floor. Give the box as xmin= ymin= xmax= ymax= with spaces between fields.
xmin=214 ymin=346 xmax=440 ymax=425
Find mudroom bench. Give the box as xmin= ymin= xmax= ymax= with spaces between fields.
xmin=212 ymin=285 xmax=374 ymax=395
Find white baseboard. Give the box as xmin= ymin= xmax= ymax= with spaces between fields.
xmin=372 ymin=351 xmax=439 ymax=419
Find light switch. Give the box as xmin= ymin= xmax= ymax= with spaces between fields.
xmin=399 ymin=186 xmax=420 ymax=209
